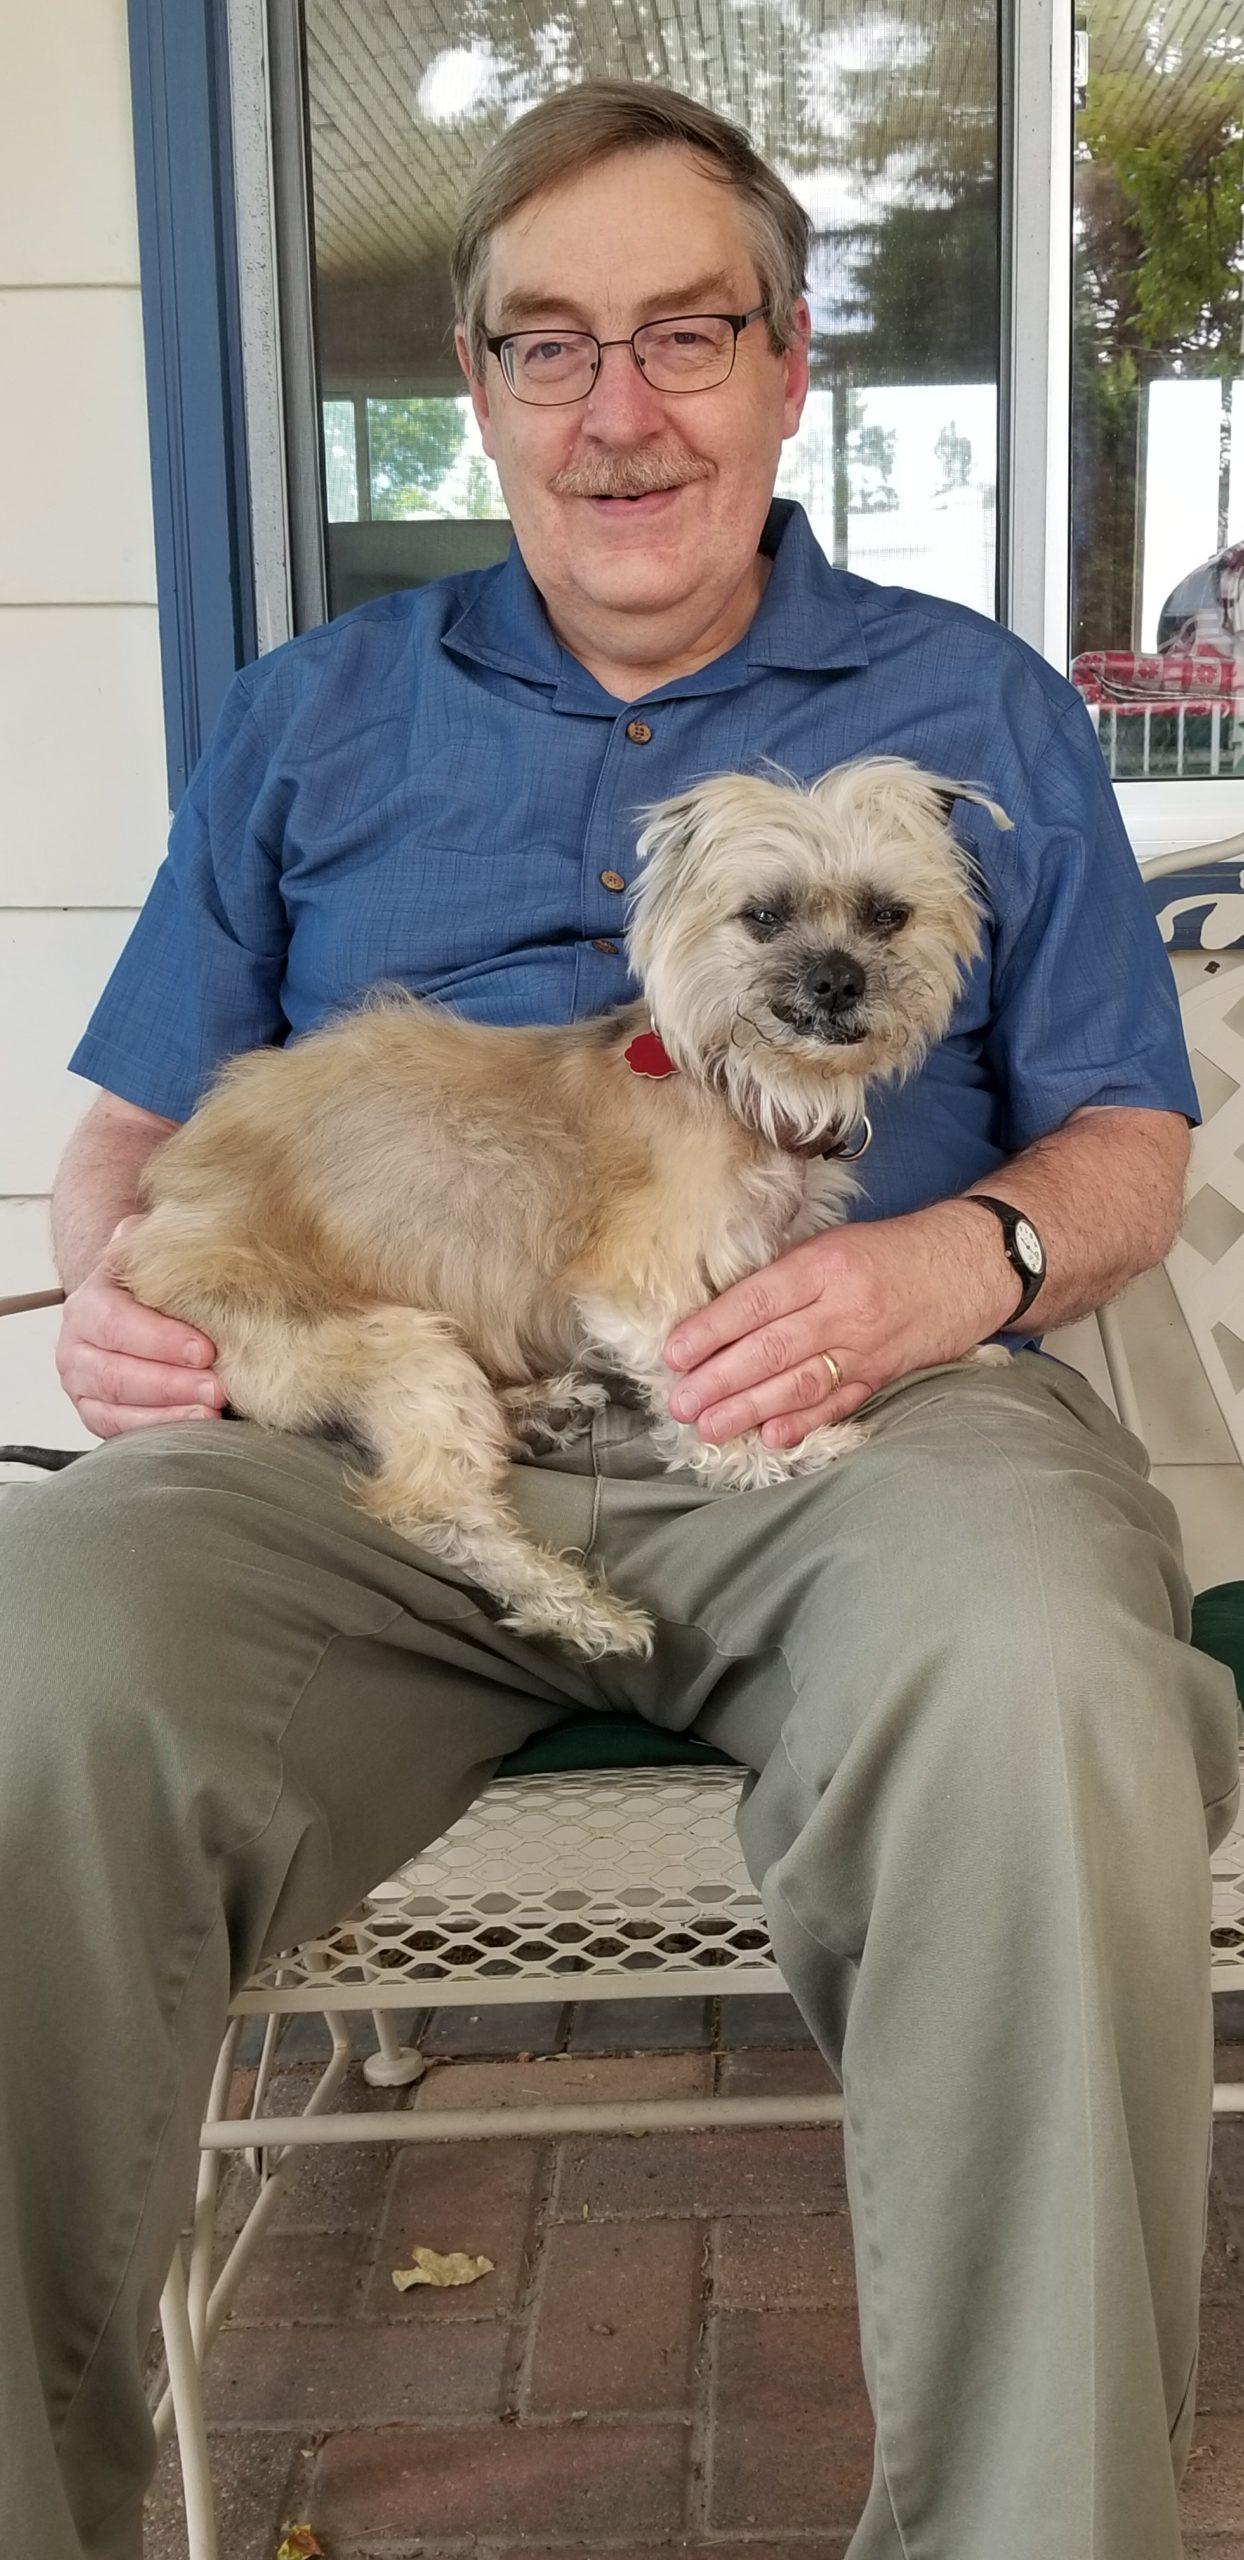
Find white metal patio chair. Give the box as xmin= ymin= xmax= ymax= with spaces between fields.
xmin=3 ymin=847 xmax=1243 ymax=2560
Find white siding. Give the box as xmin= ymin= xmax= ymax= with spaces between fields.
xmin=0 ymin=0 xmax=162 ymax=1447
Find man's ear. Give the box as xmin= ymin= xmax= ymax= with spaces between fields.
xmin=781 ymin=297 xmax=811 ymax=441
xmin=454 ymin=323 xmax=495 ymax=455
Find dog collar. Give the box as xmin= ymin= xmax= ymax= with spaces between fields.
xmin=819 ymin=1113 xmax=872 ymax=1162
xmin=624 ymin=1027 xmax=677 ymax=1078
xmin=622 ymin=1026 xmax=871 ymax=1161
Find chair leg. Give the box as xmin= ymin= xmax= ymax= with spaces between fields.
xmin=158 ymin=2242 xmax=218 ymax=2560
xmin=363 ymin=2005 xmax=428 ymax=2089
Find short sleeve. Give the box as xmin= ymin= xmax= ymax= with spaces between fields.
xmin=66 ymin=668 xmax=288 ymax=1121
xmin=984 ymin=687 xmax=1201 ymax=1150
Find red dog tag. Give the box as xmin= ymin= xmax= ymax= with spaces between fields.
xmin=624 ymin=1027 xmax=678 ymax=1078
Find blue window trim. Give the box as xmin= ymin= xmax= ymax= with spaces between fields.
xmin=127 ymin=0 xmax=256 ymax=805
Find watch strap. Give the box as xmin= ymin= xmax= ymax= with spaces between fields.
xmin=964 ymin=1193 xmax=1046 ymax=1325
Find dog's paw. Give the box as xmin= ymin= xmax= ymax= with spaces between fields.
xmin=503 ymin=1375 xmax=610 ymax=1450
xmin=780 ymin=1418 xmax=869 ymax=1473
xmin=503 ymin=1585 xmax=654 ymax=1661
xmin=680 ymin=1417 xmax=869 ymax=1490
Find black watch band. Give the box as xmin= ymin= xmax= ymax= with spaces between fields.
xmin=963 ymin=1193 xmax=1047 ymax=1326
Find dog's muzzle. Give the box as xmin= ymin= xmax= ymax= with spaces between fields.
xmin=773 ymin=947 xmax=871 ymax=1045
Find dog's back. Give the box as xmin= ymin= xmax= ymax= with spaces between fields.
xmin=114 ymin=993 xmax=613 ymax=1375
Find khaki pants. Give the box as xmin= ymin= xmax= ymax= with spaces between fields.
xmin=0 ymin=1350 xmax=1239 ymax=2559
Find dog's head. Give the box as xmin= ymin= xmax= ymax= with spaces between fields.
xmin=627 ymin=756 xmax=1010 ymax=1148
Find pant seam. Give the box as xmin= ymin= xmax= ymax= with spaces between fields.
xmin=771 ymin=1413 xmax=1105 ymax=2558
xmin=949 ymin=1413 xmax=1130 ymax=2546
xmin=762 ymin=1856 xmax=913 ymax=2560
xmin=52 ymin=1610 xmax=399 ymax=2463
xmin=1204 ymin=1782 xmax=1240 ymax=1814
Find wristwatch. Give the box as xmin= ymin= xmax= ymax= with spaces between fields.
xmin=963 ymin=1193 xmax=1047 ymax=1326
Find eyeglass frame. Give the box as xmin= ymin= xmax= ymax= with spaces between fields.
xmin=481 ymin=305 xmax=767 ymax=406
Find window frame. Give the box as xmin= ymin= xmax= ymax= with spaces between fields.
xmin=127 ymin=0 xmax=258 ymax=800
xmin=141 ymin=0 xmax=1244 ymax=875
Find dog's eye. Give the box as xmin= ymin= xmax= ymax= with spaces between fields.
xmin=740 ymin=903 xmax=787 ymax=939
xmin=866 ymin=899 xmax=911 ymax=936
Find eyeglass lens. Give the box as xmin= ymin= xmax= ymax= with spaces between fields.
xmin=505 ymin=316 xmax=737 ymax=402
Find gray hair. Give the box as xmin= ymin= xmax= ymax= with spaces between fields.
xmin=450 ymin=77 xmax=811 ymax=382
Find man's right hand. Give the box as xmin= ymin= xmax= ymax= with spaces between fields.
xmin=56 ymin=1218 xmax=224 ymax=1439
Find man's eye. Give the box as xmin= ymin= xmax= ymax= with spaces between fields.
xmin=868 ymin=901 xmax=910 ymax=934
xmin=740 ymin=904 xmax=786 ymax=938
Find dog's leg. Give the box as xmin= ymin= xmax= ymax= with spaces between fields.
xmin=216 ymin=1309 xmax=651 ymax=1660
xmin=500 ymin=1373 xmax=609 ymax=1450
xmin=573 ymin=1293 xmax=870 ymax=1491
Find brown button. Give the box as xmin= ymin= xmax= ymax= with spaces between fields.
xmin=600 ymin=870 xmax=626 ymax=893
xmin=625 ymin=718 xmax=653 ymax=744
xmin=592 ymin=937 xmax=620 ymax=954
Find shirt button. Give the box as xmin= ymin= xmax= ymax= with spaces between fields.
xmin=625 ymin=719 xmax=653 ymax=744
xmin=600 ymin=870 xmax=626 ymax=892
xmin=592 ymin=937 xmax=619 ymax=954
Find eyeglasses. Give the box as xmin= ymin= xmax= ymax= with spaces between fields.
xmin=482 ymin=307 xmax=766 ymax=406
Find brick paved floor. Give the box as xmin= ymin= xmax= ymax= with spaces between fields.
xmin=142 ymin=1992 xmax=1244 ymax=2560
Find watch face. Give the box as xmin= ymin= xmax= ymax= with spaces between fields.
xmin=1015 ymin=1218 xmax=1043 ymax=1274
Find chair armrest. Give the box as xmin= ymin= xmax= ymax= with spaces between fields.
xmin=1095 ymin=1301 xmax=1145 ymax=1438
xmin=0 ymin=1289 xmax=66 ymax=1318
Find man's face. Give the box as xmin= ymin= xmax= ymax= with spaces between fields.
xmin=455 ymin=146 xmax=810 ymax=642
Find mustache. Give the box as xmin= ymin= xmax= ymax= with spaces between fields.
xmin=549 ymin=448 xmax=714 ymax=500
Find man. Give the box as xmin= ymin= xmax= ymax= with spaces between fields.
xmin=0 ymin=76 xmax=1238 ymax=2560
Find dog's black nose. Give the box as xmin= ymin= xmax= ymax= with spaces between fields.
xmin=804 ymin=950 xmax=866 ymax=1011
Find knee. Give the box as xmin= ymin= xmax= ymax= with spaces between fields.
xmin=801 ymin=1433 xmax=1211 ymax=1784
xmin=0 ymin=1459 xmax=195 ymax=1810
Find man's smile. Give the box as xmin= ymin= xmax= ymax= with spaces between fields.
xmin=584 ymin=486 xmax=686 ymax=516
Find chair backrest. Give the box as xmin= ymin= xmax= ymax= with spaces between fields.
xmin=1137 ymin=842 xmax=1244 ymax=1467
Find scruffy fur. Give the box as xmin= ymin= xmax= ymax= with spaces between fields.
xmin=108 ymin=756 xmax=1012 ymax=1658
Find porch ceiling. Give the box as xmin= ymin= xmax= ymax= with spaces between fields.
xmin=303 ymin=0 xmax=1235 ymax=286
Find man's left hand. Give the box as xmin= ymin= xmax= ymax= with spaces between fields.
xmin=661 ymin=1205 xmax=1016 ymax=1449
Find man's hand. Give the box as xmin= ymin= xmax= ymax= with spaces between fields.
xmin=56 ymin=1217 xmax=224 ymax=1440
xmin=661 ymin=1205 xmax=1017 ymax=1450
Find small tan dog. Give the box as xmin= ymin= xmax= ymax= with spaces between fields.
xmin=108 ymin=756 xmax=1011 ymax=1658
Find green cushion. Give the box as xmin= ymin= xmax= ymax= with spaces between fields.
xmin=497 ymin=1712 xmax=738 ymax=1779
xmin=497 ymin=1583 xmax=1244 ymax=1784
xmin=1192 ymin=1582 xmax=1244 ymax=1715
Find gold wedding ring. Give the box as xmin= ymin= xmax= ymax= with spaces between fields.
xmin=821 ymin=1352 xmax=844 ymax=1394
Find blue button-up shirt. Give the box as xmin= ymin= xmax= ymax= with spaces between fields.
xmin=69 ymin=498 xmax=1199 ymax=1353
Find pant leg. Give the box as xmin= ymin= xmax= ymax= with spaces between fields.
xmin=0 ymin=1417 xmax=598 ymax=2560
xmin=582 ymin=1352 xmax=1243 ymax=2559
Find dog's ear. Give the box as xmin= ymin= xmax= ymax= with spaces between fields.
xmin=810 ymin=757 xmax=1013 ymax=836
xmin=632 ymin=788 xmax=708 ymax=876
xmin=928 ymin=779 xmax=1013 ymax=833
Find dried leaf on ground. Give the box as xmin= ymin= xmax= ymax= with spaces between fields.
xmin=392 ymin=2242 xmax=495 ymax=2291
xmin=275 ymin=2530 xmax=323 ymax=2560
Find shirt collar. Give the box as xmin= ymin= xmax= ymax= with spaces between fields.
xmin=440 ymin=496 xmax=870 ymax=708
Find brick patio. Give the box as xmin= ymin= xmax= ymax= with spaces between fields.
xmin=143 ymin=1991 xmax=1244 ymax=2559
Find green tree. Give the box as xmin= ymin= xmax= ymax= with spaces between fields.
xmin=1072 ymin=73 xmax=1244 ymax=655
xmin=934 ymin=421 xmax=972 ymax=490
xmin=367 ymin=399 xmax=467 ymax=518
xmin=849 ymin=405 xmax=899 ymax=511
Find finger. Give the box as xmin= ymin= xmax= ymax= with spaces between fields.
xmin=69 ymin=1355 xmax=226 ymax=1411
xmin=667 ymin=1312 xmax=830 ymax=1424
xmin=84 ymin=1287 xmax=218 ymax=1371
xmin=760 ymin=1381 xmax=874 ymax=1450
xmin=691 ymin=1355 xmax=860 ymax=1445
xmin=77 ymin=1400 xmax=224 ymax=1440
xmin=663 ymin=1260 xmax=823 ymax=1374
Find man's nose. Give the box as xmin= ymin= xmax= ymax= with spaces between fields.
xmin=577 ymin=339 xmax=672 ymax=438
